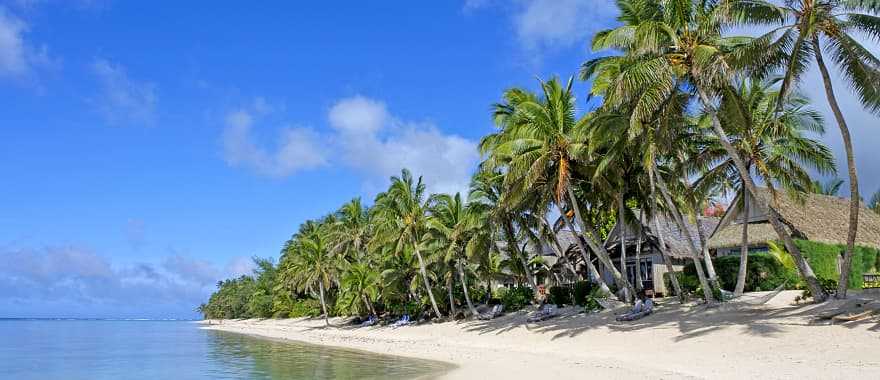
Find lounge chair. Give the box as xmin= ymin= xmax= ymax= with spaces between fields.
xmin=526 ymin=304 xmax=559 ymax=323
xmin=359 ymin=315 xmax=377 ymax=327
xmin=390 ymin=314 xmax=412 ymax=328
xmin=477 ymin=305 xmax=504 ymax=320
xmin=616 ymin=301 xmax=654 ymax=321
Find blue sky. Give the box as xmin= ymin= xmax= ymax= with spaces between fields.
xmin=0 ymin=0 xmax=877 ymax=318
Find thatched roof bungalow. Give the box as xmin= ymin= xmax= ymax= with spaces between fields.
xmin=708 ymin=188 xmax=880 ymax=256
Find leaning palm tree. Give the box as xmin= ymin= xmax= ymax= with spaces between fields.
xmin=692 ymin=79 xmax=836 ymax=296
xmin=587 ymin=0 xmax=829 ymax=300
xmin=467 ymin=168 xmax=543 ymax=298
xmin=284 ymin=224 xmax=338 ymax=326
xmin=731 ymin=0 xmax=880 ymax=298
xmin=372 ymin=169 xmax=443 ymax=319
xmin=426 ymin=193 xmax=480 ymax=317
xmin=481 ymin=77 xmax=634 ymax=300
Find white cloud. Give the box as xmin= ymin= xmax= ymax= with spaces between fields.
xmin=90 ymin=58 xmax=157 ymax=126
xmin=328 ymin=95 xmax=479 ymax=195
xmin=221 ymin=104 xmax=327 ymax=177
xmin=466 ymin=0 xmax=617 ymax=52
xmin=0 ymin=6 xmax=55 ymax=80
xmin=328 ymin=95 xmax=389 ymax=135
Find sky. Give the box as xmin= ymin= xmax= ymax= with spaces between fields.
xmin=0 ymin=0 xmax=877 ymax=319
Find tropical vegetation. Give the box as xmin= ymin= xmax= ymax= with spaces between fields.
xmin=200 ymin=0 xmax=880 ymax=320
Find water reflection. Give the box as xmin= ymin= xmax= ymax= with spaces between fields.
xmin=205 ymin=330 xmax=449 ymax=379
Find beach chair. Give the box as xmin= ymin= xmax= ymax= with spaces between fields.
xmin=359 ymin=315 xmax=377 ymax=327
xmin=527 ymin=304 xmax=558 ymax=323
xmin=390 ymin=314 xmax=412 ymax=328
xmin=478 ymin=305 xmax=504 ymax=320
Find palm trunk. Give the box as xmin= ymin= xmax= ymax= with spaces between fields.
xmin=649 ymin=172 xmax=683 ymax=300
xmin=814 ymin=40 xmax=859 ymax=299
xmin=565 ymin=185 xmax=635 ymax=301
xmin=680 ymin=163 xmax=719 ymax=289
xmin=504 ymin=220 xmax=539 ymax=298
xmin=457 ymin=260 xmax=479 ymax=317
xmin=554 ymin=202 xmax=613 ymax=296
xmin=618 ymin=192 xmax=630 ymax=300
xmin=362 ymin=294 xmax=376 ymax=316
xmin=695 ymin=85 xmax=827 ymax=302
xmin=696 ymin=211 xmax=717 ymax=289
xmin=635 ymin=209 xmax=644 ymax=291
xmin=654 ymin=165 xmax=715 ymax=303
xmin=734 ymin=187 xmax=750 ymax=296
xmin=414 ymin=246 xmax=443 ymax=319
xmin=446 ymin=275 xmax=457 ymax=319
xmin=541 ymin=216 xmax=581 ymax=280
xmin=318 ymin=280 xmax=329 ymax=326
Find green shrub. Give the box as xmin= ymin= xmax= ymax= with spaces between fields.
xmin=288 ymin=298 xmax=322 ymax=318
xmin=547 ymin=285 xmax=572 ymax=305
xmin=582 ymin=288 xmax=605 ymax=312
xmin=572 ymin=281 xmax=593 ymax=306
xmin=793 ymin=240 xmax=880 ymax=289
xmin=711 ymin=253 xmax=796 ymax=292
xmin=496 ymin=286 xmax=533 ymax=311
xmin=796 ymin=277 xmax=838 ymax=303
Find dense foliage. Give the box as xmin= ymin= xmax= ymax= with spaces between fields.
xmin=665 ymin=241 xmax=880 ymax=295
xmin=202 ymin=0 xmax=880 ymax=318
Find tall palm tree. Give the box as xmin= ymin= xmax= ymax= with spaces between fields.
xmin=692 ymin=79 xmax=836 ymax=296
xmin=467 ymin=168 xmax=543 ymax=298
xmin=372 ymin=169 xmax=443 ymax=319
xmin=283 ymin=223 xmax=338 ymax=326
xmin=331 ymin=198 xmax=372 ymax=261
xmin=481 ymin=77 xmax=634 ymax=300
xmin=427 ymin=193 xmax=480 ymax=317
xmin=587 ymin=0 xmax=829 ymax=300
xmin=731 ymin=0 xmax=880 ymax=298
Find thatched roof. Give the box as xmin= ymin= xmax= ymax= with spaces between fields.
xmin=604 ymin=211 xmax=719 ymax=258
xmin=708 ymin=188 xmax=880 ymax=249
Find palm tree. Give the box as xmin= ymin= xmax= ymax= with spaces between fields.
xmin=372 ymin=169 xmax=443 ymax=319
xmin=732 ymin=0 xmax=880 ymax=298
xmin=811 ymin=178 xmax=844 ymax=196
xmin=692 ymin=79 xmax=836 ymax=296
xmin=331 ymin=198 xmax=372 ymax=261
xmin=870 ymin=190 xmax=880 ymax=214
xmin=587 ymin=0 xmax=829 ymax=301
xmin=481 ymin=77 xmax=633 ymax=300
xmin=427 ymin=193 xmax=480 ymax=317
xmin=338 ymin=260 xmax=379 ymax=316
xmin=283 ymin=223 xmax=338 ymax=326
xmin=467 ymin=168 xmax=543 ymax=298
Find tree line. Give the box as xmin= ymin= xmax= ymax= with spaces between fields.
xmin=200 ymin=0 xmax=880 ymax=321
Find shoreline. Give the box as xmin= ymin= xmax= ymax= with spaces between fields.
xmin=201 ymin=291 xmax=880 ymax=379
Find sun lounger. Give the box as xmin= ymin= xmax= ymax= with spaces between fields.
xmin=616 ymin=309 xmax=652 ymax=321
xmin=390 ymin=314 xmax=412 ymax=328
xmin=359 ymin=315 xmax=377 ymax=327
xmin=477 ymin=305 xmax=504 ymax=320
xmin=527 ymin=305 xmax=559 ymax=323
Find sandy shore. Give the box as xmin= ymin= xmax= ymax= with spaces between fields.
xmin=202 ymin=290 xmax=880 ymax=379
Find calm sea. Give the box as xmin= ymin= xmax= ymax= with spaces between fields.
xmin=0 ymin=319 xmax=448 ymax=379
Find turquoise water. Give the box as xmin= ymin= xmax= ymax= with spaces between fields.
xmin=0 ymin=320 xmax=448 ymax=379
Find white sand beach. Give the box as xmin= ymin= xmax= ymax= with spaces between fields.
xmin=202 ymin=291 xmax=880 ymax=379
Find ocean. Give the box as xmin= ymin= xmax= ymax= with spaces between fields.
xmin=0 ymin=319 xmax=447 ymax=379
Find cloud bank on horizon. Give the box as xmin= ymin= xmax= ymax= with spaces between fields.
xmin=0 ymin=244 xmax=254 ymax=319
